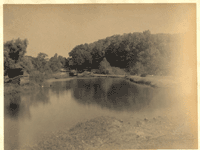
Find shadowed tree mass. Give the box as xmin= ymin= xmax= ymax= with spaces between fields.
xmin=4 ymin=30 xmax=181 ymax=79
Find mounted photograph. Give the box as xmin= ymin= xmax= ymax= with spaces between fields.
xmin=3 ymin=4 xmax=197 ymax=149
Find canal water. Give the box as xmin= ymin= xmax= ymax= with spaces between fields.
xmin=4 ymin=77 xmax=188 ymax=150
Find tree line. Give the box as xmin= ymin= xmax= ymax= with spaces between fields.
xmin=4 ymin=30 xmax=180 ymax=78
xmin=69 ymin=30 xmax=180 ymax=75
xmin=4 ymin=38 xmax=69 ymax=81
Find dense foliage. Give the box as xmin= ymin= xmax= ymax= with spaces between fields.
xmin=69 ymin=30 xmax=180 ymax=75
xmin=4 ymin=38 xmax=69 ymax=81
xmin=29 ymin=71 xmax=46 ymax=85
xmin=4 ymin=38 xmax=28 ymax=75
xmin=4 ymin=30 xmax=180 ymax=79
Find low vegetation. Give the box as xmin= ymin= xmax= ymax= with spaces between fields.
xmin=21 ymin=115 xmax=196 ymax=149
xmin=29 ymin=71 xmax=46 ymax=86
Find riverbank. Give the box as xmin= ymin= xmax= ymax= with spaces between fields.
xmin=4 ymin=73 xmax=177 ymax=97
xmin=90 ymin=74 xmax=178 ymax=88
xmin=21 ymin=114 xmax=197 ymax=149
xmin=126 ymin=75 xmax=178 ymax=88
xmin=4 ymin=71 xmax=70 ymax=95
xmin=5 ymin=74 xmax=196 ymax=149
xmin=46 ymin=74 xmax=177 ymax=88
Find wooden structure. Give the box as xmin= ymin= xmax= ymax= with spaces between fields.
xmin=7 ymin=68 xmax=24 ymax=78
xmin=5 ymin=63 xmax=29 ymax=85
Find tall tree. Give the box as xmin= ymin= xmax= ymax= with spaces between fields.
xmin=32 ymin=52 xmax=50 ymax=73
xmin=49 ymin=53 xmax=62 ymax=72
xmin=4 ymin=38 xmax=28 ymax=74
xmin=67 ymin=30 xmax=180 ymax=75
xmin=69 ymin=44 xmax=92 ymax=71
xmin=91 ymin=43 xmax=105 ymax=69
xmin=58 ymin=55 xmax=68 ymax=68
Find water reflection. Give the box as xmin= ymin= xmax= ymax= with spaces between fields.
xmin=4 ymin=92 xmax=31 ymax=120
xmin=4 ymin=92 xmax=22 ymax=150
xmin=72 ymin=78 xmax=154 ymax=111
xmin=29 ymin=88 xmax=50 ymax=107
xmin=4 ymin=78 xmax=174 ymax=150
xmin=50 ymin=80 xmax=72 ymax=98
xmin=4 ymin=88 xmax=52 ymax=150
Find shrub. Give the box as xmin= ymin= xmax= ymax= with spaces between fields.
xmin=111 ymin=67 xmax=126 ymax=75
xmin=29 ymin=71 xmax=45 ymax=85
xmin=98 ymin=58 xmax=113 ymax=74
xmin=129 ymin=62 xmax=146 ymax=75
xmin=44 ymin=69 xmax=53 ymax=79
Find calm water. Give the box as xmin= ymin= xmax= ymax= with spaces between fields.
xmin=4 ymin=77 xmax=184 ymax=150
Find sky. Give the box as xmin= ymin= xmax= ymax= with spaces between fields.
xmin=3 ymin=4 xmax=196 ymax=58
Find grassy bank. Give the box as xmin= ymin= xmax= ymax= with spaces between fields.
xmin=125 ymin=75 xmax=178 ymax=88
xmin=4 ymin=71 xmax=71 ymax=95
xmin=90 ymin=74 xmax=177 ymax=88
xmin=77 ymin=72 xmax=177 ymax=88
xmin=21 ymin=115 xmax=197 ymax=149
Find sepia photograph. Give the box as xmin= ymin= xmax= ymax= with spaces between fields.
xmin=3 ymin=4 xmax=197 ymax=149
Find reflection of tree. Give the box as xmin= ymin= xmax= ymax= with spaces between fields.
xmin=101 ymin=78 xmax=115 ymax=93
xmin=50 ymin=80 xmax=72 ymax=98
xmin=10 ymin=87 xmax=51 ymax=109
xmin=4 ymin=91 xmax=31 ymax=120
xmin=4 ymin=116 xmax=20 ymax=150
xmin=4 ymin=92 xmax=27 ymax=150
xmin=4 ymin=87 xmax=52 ymax=150
xmin=72 ymin=78 xmax=154 ymax=112
xmin=29 ymin=88 xmax=50 ymax=106
xmin=72 ymin=79 xmax=95 ymax=104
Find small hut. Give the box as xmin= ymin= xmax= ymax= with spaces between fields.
xmin=7 ymin=63 xmax=25 ymax=85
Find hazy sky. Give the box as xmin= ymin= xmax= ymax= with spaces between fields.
xmin=4 ymin=4 xmax=195 ymax=58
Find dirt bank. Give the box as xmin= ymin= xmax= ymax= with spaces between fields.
xmin=21 ymin=115 xmax=197 ymax=150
